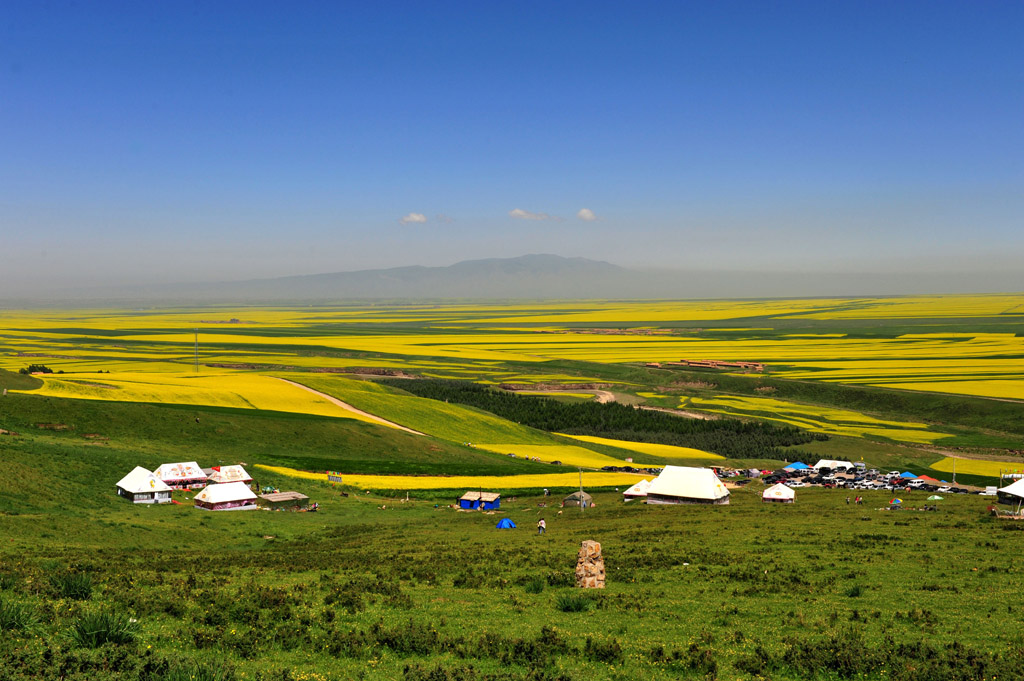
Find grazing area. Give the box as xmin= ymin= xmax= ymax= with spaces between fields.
xmin=4 ymin=296 xmax=1024 ymax=679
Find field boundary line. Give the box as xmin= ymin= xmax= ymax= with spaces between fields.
xmin=273 ymin=377 xmax=425 ymax=435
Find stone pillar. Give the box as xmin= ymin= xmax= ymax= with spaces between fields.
xmin=575 ymin=540 xmax=605 ymax=589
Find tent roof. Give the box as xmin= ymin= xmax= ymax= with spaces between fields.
xmin=623 ymin=479 xmax=651 ymax=497
xmin=260 ymin=491 xmax=308 ymax=503
xmin=918 ymin=475 xmax=940 ymax=482
xmin=783 ymin=462 xmax=809 ymax=470
xmin=900 ymin=472 xmax=917 ymax=479
xmin=194 ymin=481 xmax=257 ymax=504
xmin=813 ymin=459 xmax=854 ymax=469
xmin=998 ymin=478 xmax=1024 ymax=499
xmin=208 ymin=465 xmax=252 ymax=483
xmin=154 ymin=461 xmax=207 ymax=481
xmin=647 ymin=466 xmax=729 ymax=501
xmin=116 ymin=466 xmax=171 ymax=494
xmin=460 ymin=491 xmax=500 ymax=502
xmin=564 ymin=490 xmax=592 ymax=501
xmin=762 ymin=482 xmax=795 ymax=500
xmin=496 ymin=518 xmax=516 ymax=529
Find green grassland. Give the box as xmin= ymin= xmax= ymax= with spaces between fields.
xmin=2 ymin=429 xmax=1023 ymax=681
xmin=5 ymin=301 xmax=1024 ymax=679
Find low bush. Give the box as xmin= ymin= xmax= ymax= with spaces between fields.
xmin=0 ymin=598 xmax=35 ymax=632
xmin=164 ymin=659 xmax=237 ymax=681
xmin=554 ymin=592 xmax=591 ymax=613
xmin=69 ymin=610 xmax=139 ymax=648
xmin=51 ymin=572 xmax=93 ymax=600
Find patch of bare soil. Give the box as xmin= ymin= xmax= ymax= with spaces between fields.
xmin=640 ymin=406 xmax=719 ymax=421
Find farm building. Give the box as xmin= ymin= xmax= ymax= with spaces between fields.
xmin=193 ymin=481 xmax=258 ymax=511
xmin=258 ymin=491 xmax=310 ymax=510
xmin=207 ymin=465 xmax=253 ymax=484
xmin=646 ymin=466 xmax=730 ymax=505
xmin=622 ymin=479 xmax=651 ymax=501
xmin=115 ymin=466 xmax=172 ymax=504
xmin=762 ymin=483 xmax=795 ymax=503
xmin=458 ymin=491 xmax=501 ymax=510
xmin=154 ymin=461 xmax=208 ymax=489
xmin=563 ymin=490 xmax=593 ymax=507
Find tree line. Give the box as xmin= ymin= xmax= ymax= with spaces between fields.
xmin=379 ymin=379 xmax=826 ymax=459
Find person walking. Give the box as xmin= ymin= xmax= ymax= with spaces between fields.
xmin=537 ymin=518 xmax=546 ymax=535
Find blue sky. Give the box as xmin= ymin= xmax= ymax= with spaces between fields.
xmin=2 ymin=1 xmax=1022 ymax=292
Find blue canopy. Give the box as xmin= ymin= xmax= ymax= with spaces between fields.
xmin=495 ymin=518 xmax=516 ymax=529
xmin=900 ymin=472 xmax=917 ymax=479
xmin=784 ymin=462 xmax=809 ymax=471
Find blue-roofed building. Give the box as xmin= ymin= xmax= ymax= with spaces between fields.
xmin=459 ymin=491 xmax=501 ymax=510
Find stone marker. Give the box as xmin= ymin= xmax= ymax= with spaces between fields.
xmin=575 ymin=540 xmax=605 ymax=589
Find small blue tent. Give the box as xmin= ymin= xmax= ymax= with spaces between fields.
xmin=784 ymin=462 xmax=809 ymax=471
xmin=496 ymin=518 xmax=516 ymax=529
xmin=900 ymin=472 xmax=917 ymax=479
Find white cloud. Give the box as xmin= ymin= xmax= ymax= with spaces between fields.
xmin=399 ymin=212 xmax=428 ymax=225
xmin=577 ymin=208 xmax=598 ymax=221
xmin=435 ymin=213 xmax=455 ymax=224
xmin=509 ymin=208 xmax=551 ymax=221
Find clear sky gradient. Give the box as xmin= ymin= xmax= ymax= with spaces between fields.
xmin=2 ymin=1 xmax=1022 ymax=294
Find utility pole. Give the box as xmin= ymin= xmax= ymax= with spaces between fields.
xmin=579 ymin=468 xmax=584 ymax=513
xmin=194 ymin=328 xmax=199 ymax=373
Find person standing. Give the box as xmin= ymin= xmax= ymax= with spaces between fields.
xmin=537 ymin=518 xmax=546 ymax=535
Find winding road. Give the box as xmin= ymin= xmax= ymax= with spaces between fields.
xmin=274 ymin=377 xmax=425 ymax=435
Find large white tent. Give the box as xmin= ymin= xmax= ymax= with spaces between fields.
xmin=997 ymin=479 xmax=1024 ymax=506
xmin=813 ymin=459 xmax=855 ymax=471
xmin=193 ymin=481 xmax=258 ymax=511
xmin=622 ymin=479 xmax=651 ymax=501
xmin=115 ymin=466 xmax=172 ymax=504
xmin=207 ymin=465 xmax=252 ymax=484
xmin=762 ymin=482 xmax=796 ymax=503
xmin=154 ymin=461 xmax=208 ymax=489
xmin=646 ymin=466 xmax=730 ymax=505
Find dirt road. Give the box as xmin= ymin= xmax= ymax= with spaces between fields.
xmin=274 ymin=377 xmax=425 ymax=435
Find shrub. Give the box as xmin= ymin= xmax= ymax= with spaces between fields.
xmin=70 ymin=610 xmax=139 ymax=648
xmin=0 ymin=573 xmax=18 ymax=591
xmin=0 ymin=599 xmax=35 ymax=632
xmin=51 ymin=572 xmax=93 ymax=600
xmin=846 ymin=584 xmax=864 ymax=597
xmin=164 ymin=659 xmax=237 ymax=681
xmin=524 ymin=578 xmax=545 ymax=594
xmin=583 ymin=636 xmax=622 ymax=663
xmin=555 ymin=592 xmax=591 ymax=613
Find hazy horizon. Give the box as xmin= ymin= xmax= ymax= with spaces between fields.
xmin=3 ymin=2 xmax=1022 ymax=298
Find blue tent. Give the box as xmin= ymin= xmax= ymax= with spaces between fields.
xmin=900 ymin=472 xmax=917 ymax=479
xmin=496 ymin=518 xmax=516 ymax=529
xmin=784 ymin=462 xmax=809 ymax=471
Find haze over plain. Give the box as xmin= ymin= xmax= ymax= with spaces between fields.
xmin=2 ymin=2 xmax=1022 ymax=298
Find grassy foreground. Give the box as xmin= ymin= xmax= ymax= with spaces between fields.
xmin=1 ymin=480 xmax=1022 ymax=681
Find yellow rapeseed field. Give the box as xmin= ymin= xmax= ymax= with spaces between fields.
xmin=556 ymin=434 xmax=721 ymax=459
xmin=256 ymin=464 xmax=646 ymax=490
xmin=929 ymin=457 xmax=1024 ymax=478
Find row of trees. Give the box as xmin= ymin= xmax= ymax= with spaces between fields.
xmin=380 ymin=379 xmax=826 ymax=459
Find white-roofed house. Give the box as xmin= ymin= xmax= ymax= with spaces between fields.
xmin=762 ymin=482 xmax=796 ymax=503
xmin=207 ymin=465 xmax=253 ymax=484
xmin=622 ymin=479 xmax=651 ymax=501
xmin=154 ymin=461 xmax=208 ymax=489
xmin=646 ymin=466 xmax=730 ymax=505
xmin=115 ymin=466 xmax=173 ymax=504
xmin=193 ymin=481 xmax=258 ymax=511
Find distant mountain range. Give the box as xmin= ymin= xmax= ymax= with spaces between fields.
xmin=8 ymin=254 xmax=1024 ymax=304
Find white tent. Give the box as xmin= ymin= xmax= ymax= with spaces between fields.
xmin=813 ymin=459 xmax=855 ymax=471
xmin=154 ymin=461 xmax=208 ymax=488
xmin=997 ymin=479 xmax=1024 ymax=507
xmin=115 ymin=466 xmax=173 ymax=504
xmin=622 ymin=479 xmax=651 ymax=501
xmin=646 ymin=466 xmax=730 ymax=505
xmin=762 ymin=482 xmax=795 ymax=503
xmin=193 ymin=481 xmax=258 ymax=511
xmin=207 ymin=465 xmax=252 ymax=484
